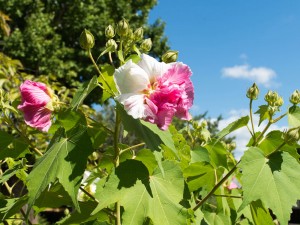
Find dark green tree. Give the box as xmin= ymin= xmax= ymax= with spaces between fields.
xmin=0 ymin=0 xmax=169 ymax=104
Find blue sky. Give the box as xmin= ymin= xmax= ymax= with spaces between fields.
xmin=149 ymin=0 xmax=300 ymax=119
xmin=149 ymin=1 xmax=300 ymax=157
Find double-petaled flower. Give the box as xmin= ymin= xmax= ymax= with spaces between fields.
xmin=114 ymin=54 xmax=194 ymax=130
xmin=18 ymin=80 xmax=54 ymax=132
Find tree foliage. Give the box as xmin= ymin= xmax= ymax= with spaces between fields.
xmin=0 ymin=0 xmax=169 ymax=104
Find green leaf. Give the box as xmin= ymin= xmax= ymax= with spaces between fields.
xmin=71 ymin=76 xmax=98 ymax=110
xmin=0 ymin=195 xmax=28 ymax=221
xmin=57 ymin=109 xmax=86 ymax=131
xmin=98 ymin=64 xmax=117 ymax=103
xmin=120 ymin=160 xmax=187 ymax=225
xmin=250 ymin=200 xmax=274 ymax=225
xmin=205 ymin=141 xmax=228 ymax=169
xmin=239 ymin=147 xmax=300 ymax=225
xmin=183 ymin=162 xmax=222 ymax=192
xmin=203 ymin=210 xmax=231 ymax=225
xmin=0 ymin=130 xmax=14 ymax=150
xmin=255 ymin=105 xmax=270 ymax=126
xmin=57 ymin=201 xmax=107 ymax=225
xmin=0 ymin=162 xmax=23 ymax=184
xmin=215 ymin=116 xmax=249 ymax=143
xmin=93 ymin=161 xmax=187 ymax=225
xmin=258 ymin=130 xmax=300 ymax=161
xmin=26 ymin=125 xmax=94 ymax=212
xmin=288 ymin=105 xmax=300 ymax=128
xmin=118 ymin=104 xmax=176 ymax=155
xmin=190 ymin=147 xmax=210 ymax=163
xmin=135 ymin=149 xmax=158 ymax=175
xmin=0 ymin=136 xmax=30 ymax=160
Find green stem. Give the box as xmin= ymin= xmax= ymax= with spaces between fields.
xmin=272 ymin=112 xmax=287 ymax=123
xmin=253 ymin=120 xmax=272 ymax=146
xmin=249 ymin=99 xmax=256 ymax=140
xmin=79 ymin=186 xmax=98 ymax=203
xmin=88 ymin=50 xmax=115 ymax=96
xmin=119 ymin=142 xmax=145 ymax=155
xmin=193 ymin=161 xmax=240 ymax=211
xmin=266 ymin=141 xmax=286 ymax=158
xmin=113 ymin=110 xmax=122 ymax=225
xmin=213 ymin=194 xmax=242 ymax=199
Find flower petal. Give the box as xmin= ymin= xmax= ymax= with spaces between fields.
xmin=138 ymin=54 xmax=170 ymax=82
xmin=114 ymin=60 xmax=150 ymax=94
xmin=19 ymin=80 xmax=51 ymax=106
xmin=20 ymin=105 xmax=52 ymax=132
xmin=117 ymin=94 xmax=145 ymax=119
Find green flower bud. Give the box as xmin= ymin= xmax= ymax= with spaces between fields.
xmin=290 ymin=90 xmax=300 ymax=105
xmin=228 ymin=142 xmax=236 ymax=151
xmin=201 ymin=120 xmax=208 ymax=128
xmin=126 ymin=28 xmax=134 ymax=40
xmin=134 ymin=27 xmax=144 ymax=41
xmin=199 ymin=128 xmax=211 ymax=143
xmin=105 ymin=25 xmax=115 ymax=39
xmin=246 ymin=83 xmax=259 ymax=100
xmin=140 ymin=38 xmax=152 ymax=52
xmin=106 ymin=39 xmax=118 ymax=52
xmin=283 ymin=128 xmax=300 ymax=145
xmin=264 ymin=90 xmax=279 ymax=106
xmin=117 ymin=19 xmax=129 ymax=37
xmin=162 ymin=50 xmax=179 ymax=63
xmin=274 ymin=96 xmax=284 ymax=107
xmin=79 ymin=29 xmax=95 ymax=50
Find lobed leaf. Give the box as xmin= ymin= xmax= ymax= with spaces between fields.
xmin=26 ymin=125 xmax=94 ymax=212
xmin=239 ymin=147 xmax=300 ymax=224
xmin=288 ymin=105 xmax=300 ymax=128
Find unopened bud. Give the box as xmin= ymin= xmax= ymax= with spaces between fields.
xmin=199 ymin=128 xmax=211 ymax=143
xmin=106 ymin=39 xmax=118 ymax=51
xmin=246 ymin=83 xmax=259 ymax=100
xmin=265 ymin=90 xmax=279 ymax=106
xmin=79 ymin=29 xmax=95 ymax=50
xmin=283 ymin=128 xmax=300 ymax=145
xmin=228 ymin=142 xmax=236 ymax=151
xmin=274 ymin=96 xmax=284 ymax=107
xmin=162 ymin=50 xmax=179 ymax=63
xmin=134 ymin=27 xmax=144 ymax=41
xmin=105 ymin=25 xmax=115 ymax=39
xmin=117 ymin=19 xmax=129 ymax=37
xmin=201 ymin=120 xmax=208 ymax=128
xmin=290 ymin=90 xmax=300 ymax=105
xmin=140 ymin=38 xmax=152 ymax=52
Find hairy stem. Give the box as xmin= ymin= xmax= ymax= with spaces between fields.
xmin=249 ymin=99 xmax=256 ymax=140
xmin=88 ymin=50 xmax=115 ymax=96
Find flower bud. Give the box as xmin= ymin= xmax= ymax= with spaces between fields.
xmin=200 ymin=120 xmax=207 ymax=128
xmin=199 ymin=128 xmax=211 ymax=143
xmin=290 ymin=90 xmax=300 ymax=105
xmin=265 ymin=90 xmax=279 ymax=106
xmin=117 ymin=19 xmax=129 ymax=37
xmin=274 ymin=96 xmax=284 ymax=107
xmin=134 ymin=27 xmax=144 ymax=41
xmin=162 ymin=50 xmax=179 ymax=63
xmin=246 ymin=83 xmax=259 ymax=100
xmin=140 ymin=38 xmax=152 ymax=52
xmin=228 ymin=142 xmax=236 ymax=151
xmin=79 ymin=29 xmax=95 ymax=50
xmin=106 ymin=39 xmax=118 ymax=51
xmin=283 ymin=128 xmax=300 ymax=145
xmin=105 ymin=25 xmax=115 ymax=39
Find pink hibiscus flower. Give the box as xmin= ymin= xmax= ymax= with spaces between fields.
xmin=114 ymin=54 xmax=194 ymax=130
xmin=18 ymin=80 xmax=54 ymax=132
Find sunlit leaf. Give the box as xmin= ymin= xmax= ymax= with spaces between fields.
xmin=239 ymin=147 xmax=300 ymax=225
xmin=71 ymin=76 xmax=98 ymax=110
xmin=255 ymin=105 xmax=270 ymax=126
xmin=215 ymin=116 xmax=249 ymax=143
xmin=98 ymin=64 xmax=117 ymax=103
xmin=27 ymin=125 xmax=94 ymax=212
xmin=288 ymin=105 xmax=300 ymax=128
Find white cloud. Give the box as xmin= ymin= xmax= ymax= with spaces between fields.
xmin=217 ymin=109 xmax=287 ymax=160
xmin=221 ymin=64 xmax=278 ymax=88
